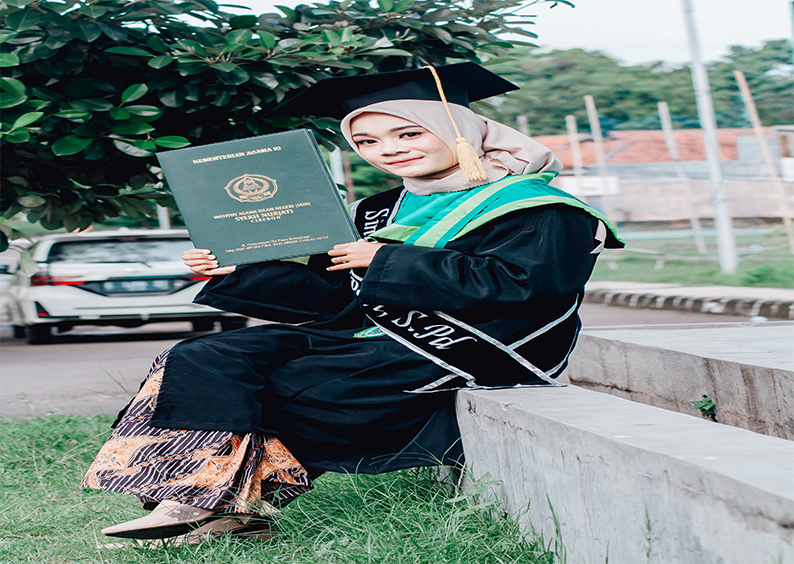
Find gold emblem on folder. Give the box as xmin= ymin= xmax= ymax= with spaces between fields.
xmin=223 ymin=174 xmax=278 ymax=203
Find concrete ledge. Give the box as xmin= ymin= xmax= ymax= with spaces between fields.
xmin=456 ymin=387 xmax=794 ymax=564
xmin=584 ymin=289 xmax=794 ymax=319
xmin=565 ymin=323 xmax=794 ymax=440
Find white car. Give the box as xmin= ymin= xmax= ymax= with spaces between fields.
xmin=4 ymin=229 xmax=246 ymax=344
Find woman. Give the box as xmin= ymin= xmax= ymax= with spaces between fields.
xmin=82 ymin=63 xmax=623 ymax=542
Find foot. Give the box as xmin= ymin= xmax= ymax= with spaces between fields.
xmin=101 ymin=500 xmax=219 ymax=539
xmin=100 ymin=514 xmax=272 ymax=548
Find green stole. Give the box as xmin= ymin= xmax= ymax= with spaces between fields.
xmin=370 ymin=173 xmax=624 ymax=249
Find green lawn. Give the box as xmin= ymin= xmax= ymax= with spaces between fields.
xmin=593 ymin=227 xmax=794 ymax=288
xmin=0 ymin=415 xmax=558 ymax=564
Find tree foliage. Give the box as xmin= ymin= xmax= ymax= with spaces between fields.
xmin=485 ymin=40 xmax=793 ymax=136
xmin=0 ymin=0 xmax=561 ymax=249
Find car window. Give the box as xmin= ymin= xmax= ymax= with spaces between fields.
xmin=46 ymin=239 xmax=190 ymax=263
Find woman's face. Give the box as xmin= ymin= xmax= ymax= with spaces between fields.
xmin=349 ymin=113 xmax=456 ymax=178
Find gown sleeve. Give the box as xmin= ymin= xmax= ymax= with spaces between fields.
xmin=359 ymin=205 xmax=599 ymax=313
xmin=193 ymin=255 xmax=353 ymax=323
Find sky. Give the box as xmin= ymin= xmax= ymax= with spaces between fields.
xmin=234 ymin=0 xmax=793 ymax=65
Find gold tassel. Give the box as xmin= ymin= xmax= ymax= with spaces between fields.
xmin=455 ymin=136 xmax=488 ymax=183
xmin=422 ymin=65 xmax=489 ymax=185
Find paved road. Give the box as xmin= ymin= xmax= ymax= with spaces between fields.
xmin=0 ymin=305 xmax=754 ymax=419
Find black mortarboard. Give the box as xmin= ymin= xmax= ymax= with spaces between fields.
xmin=275 ymin=62 xmax=519 ymax=119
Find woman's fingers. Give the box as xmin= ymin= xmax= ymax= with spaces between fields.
xmin=183 ymin=248 xmax=234 ymax=275
xmin=199 ymin=266 xmax=236 ymax=276
xmin=327 ymin=240 xmax=385 ymax=271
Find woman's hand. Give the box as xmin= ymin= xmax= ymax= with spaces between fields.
xmin=182 ymin=249 xmax=237 ymax=276
xmin=327 ymin=240 xmax=386 ymax=271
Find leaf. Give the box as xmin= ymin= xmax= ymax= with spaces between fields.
xmin=218 ymin=66 xmax=249 ymax=86
xmin=226 ymin=29 xmax=253 ymax=45
xmin=393 ymin=0 xmax=415 ymax=12
xmin=121 ymin=83 xmax=148 ymax=104
xmin=97 ymin=21 xmax=127 ymax=42
xmin=109 ymin=107 xmax=131 ymax=120
xmin=5 ymin=129 xmax=30 ymax=143
xmin=0 ymin=77 xmax=25 ymax=94
xmin=211 ymin=62 xmax=237 ymax=72
xmin=71 ymin=20 xmax=102 ymax=43
xmin=54 ymin=109 xmax=93 ymax=121
xmin=249 ymin=71 xmax=278 ymax=89
xmin=0 ymin=53 xmax=20 ymax=67
xmin=30 ymin=87 xmax=60 ymax=102
xmin=275 ymin=5 xmax=296 ymax=21
xmin=377 ymin=0 xmax=394 ymax=12
xmin=113 ymin=139 xmax=153 ymax=157
xmin=69 ymin=99 xmax=113 ymax=111
xmin=52 ymin=135 xmax=92 ymax=156
xmin=148 ymin=55 xmax=174 ymax=69
xmin=0 ymin=91 xmax=26 ymax=108
xmin=11 ymin=111 xmax=43 ymax=130
xmin=124 ymin=105 xmax=162 ymax=118
xmin=80 ymin=4 xmax=108 ymax=17
xmin=362 ymin=48 xmax=412 ymax=57
xmin=158 ymin=89 xmax=185 ymax=108
xmin=229 ymin=15 xmax=258 ymax=29
xmin=147 ymin=35 xmax=168 ymax=53
xmin=105 ymin=46 xmax=151 ymax=56
xmin=6 ymin=9 xmax=42 ymax=31
xmin=323 ymin=30 xmax=341 ymax=46
xmin=6 ymin=176 xmax=28 ymax=187
xmin=0 ymin=232 xmax=6 ymax=253
xmin=276 ymin=38 xmax=301 ymax=50
xmin=153 ymin=136 xmax=190 ymax=148
xmin=18 ymin=194 xmax=46 ymax=207
xmin=259 ymin=31 xmax=277 ymax=50
xmin=84 ymin=139 xmax=105 ymax=160
xmin=110 ymin=121 xmax=155 ymax=135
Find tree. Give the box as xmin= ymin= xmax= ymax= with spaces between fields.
xmin=0 ymin=0 xmax=564 ymax=250
xmin=482 ymin=40 xmax=793 ymax=135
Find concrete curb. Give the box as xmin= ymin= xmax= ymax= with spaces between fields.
xmin=456 ymin=387 xmax=794 ymax=564
xmin=585 ymin=289 xmax=794 ymax=319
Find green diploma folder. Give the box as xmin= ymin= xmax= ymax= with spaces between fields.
xmin=157 ymin=130 xmax=359 ymax=267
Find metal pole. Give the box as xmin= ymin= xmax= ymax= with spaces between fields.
xmin=734 ymin=70 xmax=794 ymax=254
xmin=156 ymin=205 xmax=171 ymax=230
xmin=342 ymin=151 xmax=356 ymax=203
xmin=681 ymin=0 xmax=738 ymax=273
xmin=658 ymin=101 xmax=708 ymax=254
xmin=584 ymin=95 xmax=616 ymax=220
xmin=516 ymin=115 xmax=530 ymax=137
xmin=565 ymin=114 xmax=587 ymax=203
xmin=329 ymin=147 xmax=345 ymax=186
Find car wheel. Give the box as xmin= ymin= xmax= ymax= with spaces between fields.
xmin=27 ymin=324 xmax=54 ymax=345
xmin=220 ymin=318 xmax=248 ymax=331
xmin=192 ymin=319 xmax=215 ymax=332
xmin=12 ymin=325 xmax=26 ymax=339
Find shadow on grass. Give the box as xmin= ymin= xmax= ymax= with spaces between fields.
xmin=0 ymin=415 xmax=559 ymax=564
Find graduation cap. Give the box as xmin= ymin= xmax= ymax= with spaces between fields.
xmin=274 ymin=62 xmax=519 ymax=119
xmin=276 ymin=62 xmax=519 ymax=184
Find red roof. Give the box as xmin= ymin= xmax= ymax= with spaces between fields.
xmin=532 ymin=128 xmax=765 ymax=168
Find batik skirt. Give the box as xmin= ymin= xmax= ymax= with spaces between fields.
xmin=81 ymin=350 xmax=312 ymax=514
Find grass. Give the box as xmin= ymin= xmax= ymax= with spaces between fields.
xmin=592 ymin=227 xmax=794 ymax=288
xmin=0 ymin=415 xmax=558 ymax=564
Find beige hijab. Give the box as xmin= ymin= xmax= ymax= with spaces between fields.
xmin=341 ymin=99 xmax=562 ymax=195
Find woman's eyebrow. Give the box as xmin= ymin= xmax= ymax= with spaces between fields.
xmin=351 ymin=125 xmax=422 ymax=137
xmin=390 ymin=125 xmax=422 ymax=132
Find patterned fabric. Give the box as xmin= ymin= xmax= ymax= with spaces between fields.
xmin=81 ymin=350 xmax=312 ymax=514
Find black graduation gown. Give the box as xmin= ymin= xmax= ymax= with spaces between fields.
xmin=150 ymin=196 xmax=601 ymax=474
